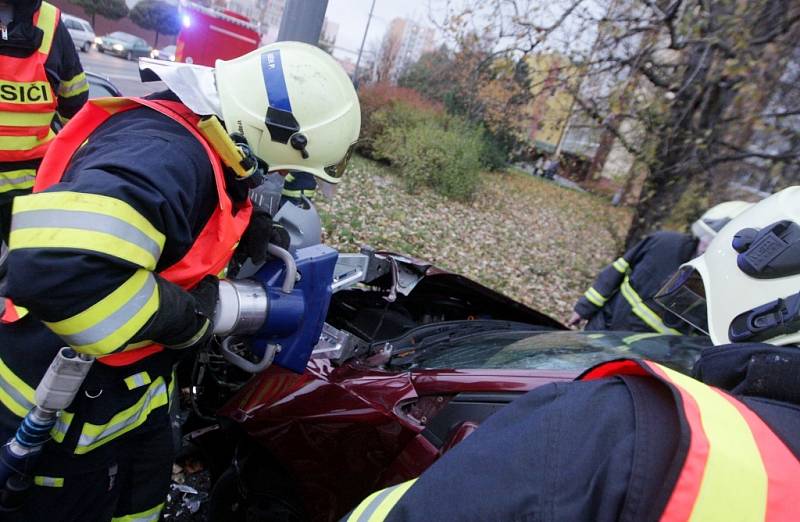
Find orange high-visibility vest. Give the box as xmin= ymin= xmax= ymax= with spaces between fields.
xmin=0 ymin=1 xmax=59 ymax=174
xmin=581 ymin=359 xmax=800 ymax=521
xmin=2 ymin=97 xmax=253 ymax=365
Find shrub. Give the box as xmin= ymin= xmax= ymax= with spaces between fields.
xmin=357 ymin=83 xmax=443 ymax=158
xmin=374 ymin=104 xmax=483 ymax=201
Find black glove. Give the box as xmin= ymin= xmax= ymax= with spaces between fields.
xmin=131 ymin=275 xmax=219 ymax=350
xmin=238 ymin=210 xmax=291 ymax=265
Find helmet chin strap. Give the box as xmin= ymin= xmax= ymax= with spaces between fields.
xmin=138 ymin=58 xmax=223 ymax=119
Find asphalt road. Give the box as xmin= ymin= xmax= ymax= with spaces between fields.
xmin=78 ymin=47 xmax=165 ymax=97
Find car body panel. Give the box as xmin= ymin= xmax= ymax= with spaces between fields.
xmin=218 ymin=328 xmax=707 ymax=520
xmin=203 ymin=252 xmax=709 ymax=521
xmin=218 ymin=361 xmax=562 ymax=521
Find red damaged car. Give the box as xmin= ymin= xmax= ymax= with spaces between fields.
xmin=180 ymin=251 xmax=711 ymax=522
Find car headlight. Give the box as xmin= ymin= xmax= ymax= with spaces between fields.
xmin=150 ymin=50 xmax=158 ymax=58
xmin=112 ymin=43 xmax=124 ymax=51
xmin=169 ymin=54 xmax=175 ymax=61
xmin=94 ymin=37 xmax=102 ymax=44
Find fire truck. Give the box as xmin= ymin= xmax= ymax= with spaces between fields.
xmin=175 ymin=1 xmax=261 ymax=66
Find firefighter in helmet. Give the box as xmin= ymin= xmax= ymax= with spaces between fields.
xmin=0 ymin=42 xmax=359 ymax=521
xmin=346 ymin=186 xmax=800 ymax=521
xmin=568 ymin=201 xmax=753 ymax=333
xmin=0 ymin=0 xmax=88 ymax=244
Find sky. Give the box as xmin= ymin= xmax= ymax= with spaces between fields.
xmin=324 ymin=0 xmax=439 ymax=61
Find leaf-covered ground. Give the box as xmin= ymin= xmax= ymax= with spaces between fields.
xmin=316 ymin=156 xmax=632 ymax=322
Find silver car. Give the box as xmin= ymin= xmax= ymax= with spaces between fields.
xmin=61 ymin=13 xmax=95 ymax=53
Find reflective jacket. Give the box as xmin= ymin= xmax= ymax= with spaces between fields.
xmin=3 ymin=96 xmax=252 ymax=366
xmin=0 ymin=0 xmax=88 ymax=196
xmin=0 ymin=93 xmax=251 ymax=460
xmin=574 ymin=231 xmax=697 ymax=334
xmin=343 ymin=343 xmax=800 ymax=521
xmin=282 ymin=171 xmax=317 ymax=201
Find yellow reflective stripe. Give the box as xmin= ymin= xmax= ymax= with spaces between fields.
xmin=0 ymin=81 xmax=53 ymax=106
xmin=59 ymin=72 xmax=87 ymax=90
xmin=0 ymin=130 xmax=54 ymax=151
xmin=124 ymin=372 xmax=152 ymax=390
xmin=44 ymin=270 xmax=159 ymax=356
xmin=655 ymin=365 xmax=767 ymax=520
xmin=0 ymin=111 xmax=54 ymax=127
xmin=165 ymin=319 xmax=209 ymax=349
xmin=584 ymin=287 xmax=607 ymax=307
xmin=11 ymin=304 xmax=29 ymax=319
xmin=620 ymin=276 xmax=681 ymax=335
xmin=348 ymin=479 xmax=418 ymax=522
xmin=51 ymin=410 xmax=74 ymax=442
xmin=122 ymin=340 xmax=153 ymax=352
xmin=111 ymin=502 xmax=165 ymax=522
xmin=612 ymin=257 xmax=630 ymax=273
xmin=622 ymin=332 xmax=664 ymax=344
xmin=285 ymin=173 xmax=296 ymax=183
xmin=59 ymin=80 xmax=89 ymax=98
xmin=76 ymin=378 xmax=169 ymax=454
xmin=0 ymin=170 xmax=36 ymax=193
xmin=368 ymin=479 xmax=418 ymax=521
xmin=36 ymin=2 xmax=58 ymax=55
xmin=348 ymin=489 xmax=385 ymax=522
xmin=34 ymin=476 xmax=64 ymax=488
xmin=281 ymin=188 xmax=315 ymax=199
xmin=0 ymin=357 xmax=35 ymax=418
xmin=167 ymin=370 xmax=176 ymax=407
xmin=11 ymin=191 xmax=165 ymax=270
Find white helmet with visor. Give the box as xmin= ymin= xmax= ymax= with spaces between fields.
xmin=655 ymin=187 xmax=800 ymax=345
xmin=215 ymin=42 xmax=360 ymax=183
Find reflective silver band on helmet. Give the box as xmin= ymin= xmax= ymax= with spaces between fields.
xmin=323 ymin=142 xmax=356 ymax=180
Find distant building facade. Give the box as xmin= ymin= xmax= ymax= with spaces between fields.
xmin=526 ymin=53 xmax=576 ymax=153
xmin=383 ymin=18 xmax=435 ymax=82
xmin=319 ymin=17 xmax=338 ymax=50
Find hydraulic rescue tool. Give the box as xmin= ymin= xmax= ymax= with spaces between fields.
xmin=0 ymin=193 xmax=394 ymax=509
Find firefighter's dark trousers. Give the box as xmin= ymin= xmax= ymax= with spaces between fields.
xmin=0 ymin=316 xmax=176 ymax=522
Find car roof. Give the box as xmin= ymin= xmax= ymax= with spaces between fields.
xmin=61 ymin=13 xmax=91 ymax=25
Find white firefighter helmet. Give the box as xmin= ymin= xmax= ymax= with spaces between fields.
xmin=691 ymin=200 xmax=754 ymax=241
xmin=655 ymin=186 xmax=800 ymax=346
xmin=215 ymin=42 xmax=360 ymax=183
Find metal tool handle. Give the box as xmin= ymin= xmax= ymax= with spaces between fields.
xmin=220 ymin=337 xmax=279 ymax=373
xmin=267 ymin=244 xmax=296 ymax=294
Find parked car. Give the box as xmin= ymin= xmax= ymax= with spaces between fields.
xmin=96 ymin=31 xmax=151 ymax=60
xmin=150 ymin=44 xmax=176 ymax=61
xmin=61 ymin=13 xmax=94 ymax=53
xmin=178 ymin=251 xmax=712 ymax=522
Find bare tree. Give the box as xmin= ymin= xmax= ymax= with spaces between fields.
xmin=440 ymin=0 xmax=800 ymax=246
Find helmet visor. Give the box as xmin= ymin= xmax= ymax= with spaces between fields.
xmin=323 ymin=142 xmax=356 ymax=181
xmin=654 ymin=267 xmax=709 ymax=334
